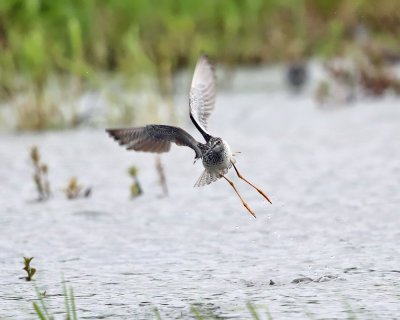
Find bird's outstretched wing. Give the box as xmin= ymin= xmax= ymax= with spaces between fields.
xmin=189 ymin=54 xmax=216 ymax=142
xmin=106 ymin=125 xmax=202 ymax=159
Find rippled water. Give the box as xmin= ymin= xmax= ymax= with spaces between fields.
xmin=1 ymin=87 xmax=400 ymax=319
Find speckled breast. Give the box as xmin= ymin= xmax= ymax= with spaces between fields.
xmin=202 ymin=141 xmax=232 ymax=173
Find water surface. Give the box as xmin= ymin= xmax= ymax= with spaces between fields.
xmin=1 ymin=88 xmax=399 ymax=319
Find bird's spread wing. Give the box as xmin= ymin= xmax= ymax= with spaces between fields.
xmin=106 ymin=125 xmax=202 ymax=159
xmin=189 ymin=55 xmax=216 ymax=142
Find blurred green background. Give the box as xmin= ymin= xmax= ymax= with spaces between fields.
xmin=1 ymin=0 xmax=400 ymax=130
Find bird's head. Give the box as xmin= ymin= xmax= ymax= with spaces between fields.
xmin=209 ymin=137 xmax=224 ymax=151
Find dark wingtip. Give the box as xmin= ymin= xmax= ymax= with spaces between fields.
xmin=105 ymin=128 xmax=114 ymax=135
xmin=105 ymin=128 xmax=123 ymax=144
xmin=105 ymin=129 xmax=115 ymax=138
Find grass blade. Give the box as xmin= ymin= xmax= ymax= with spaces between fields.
xmin=34 ymin=285 xmax=50 ymax=319
xmin=33 ymin=302 xmax=47 ymax=320
xmin=263 ymin=306 xmax=273 ymax=320
xmin=62 ymin=280 xmax=71 ymax=319
xmin=153 ymin=307 xmax=162 ymax=320
xmin=70 ymin=287 xmax=78 ymax=320
xmin=246 ymin=302 xmax=261 ymax=320
xmin=190 ymin=306 xmax=204 ymax=320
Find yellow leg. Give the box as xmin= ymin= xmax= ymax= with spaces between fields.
xmin=231 ymin=162 xmax=272 ymax=204
xmin=222 ymin=175 xmax=256 ymax=218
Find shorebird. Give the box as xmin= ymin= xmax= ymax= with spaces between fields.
xmin=106 ymin=55 xmax=271 ymax=217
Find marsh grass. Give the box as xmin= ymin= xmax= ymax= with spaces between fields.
xmin=22 ymin=257 xmax=36 ymax=281
xmin=12 ymin=75 xmax=89 ymax=131
xmin=29 ymin=283 xmax=368 ymax=320
xmin=63 ymin=177 xmax=91 ymax=200
xmin=3 ymin=0 xmax=400 ymax=130
xmin=315 ymin=44 xmax=400 ymax=105
xmin=30 ymin=146 xmax=51 ymax=201
xmin=33 ymin=281 xmax=77 ymax=320
xmin=128 ymin=165 xmax=143 ymax=198
xmin=155 ymin=155 xmax=168 ymax=197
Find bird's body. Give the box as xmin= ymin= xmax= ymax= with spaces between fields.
xmin=202 ymin=138 xmax=233 ymax=173
xmin=107 ymin=54 xmax=271 ymax=217
xmin=195 ymin=137 xmax=235 ymax=187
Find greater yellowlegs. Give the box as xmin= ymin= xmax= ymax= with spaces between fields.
xmin=106 ymin=55 xmax=271 ymax=217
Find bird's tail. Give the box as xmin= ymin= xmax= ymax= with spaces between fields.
xmin=194 ymin=170 xmax=220 ymax=187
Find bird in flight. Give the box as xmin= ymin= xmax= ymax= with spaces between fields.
xmin=106 ymin=55 xmax=271 ymax=217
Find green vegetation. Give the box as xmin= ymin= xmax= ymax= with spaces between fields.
xmin=155 ymin=155 xmax=168 ymax=197
xmin=33 ymin=281 xmax=77 ymax=320
xmin=32 ymin=297 xmax=271 ymax=320
xmin=128 ymin=165 xmax=143 ymax=198
xmin=22 ymin=257 xmax=36 ymax=281
xmin=23 ymin=273 xmax=371 ymax=320
xmin=30 ymin=146 xmax=51 ymax=201
xmin=1 ymin=0 xmax=400 ymax=129
xmin=31 ymin=296 xmax=366 ymax=320
xmin=315 ymin=47 xmax=400 ymax=106
xmin=63 ymin=176 xmax=91 ymax=199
